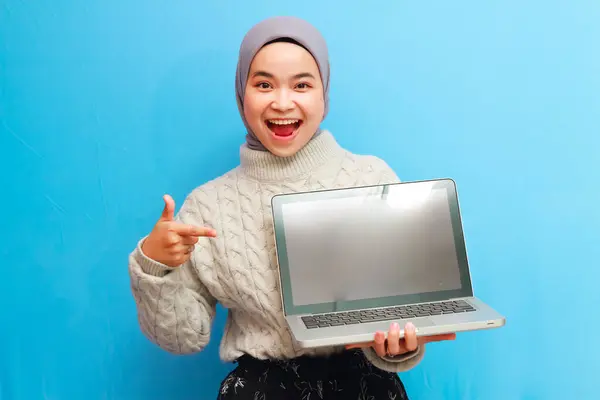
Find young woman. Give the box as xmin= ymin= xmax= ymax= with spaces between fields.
xmin=129 ymin=16 xmax=455 ymax=399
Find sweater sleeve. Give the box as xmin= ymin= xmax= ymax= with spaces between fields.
xmin=374 ymin=156 xmax=402 ymax=185
xmin=128 ymin=194 xmax=217 ymax=355
xmin=357 ymin=156 xmax=426 ymax=373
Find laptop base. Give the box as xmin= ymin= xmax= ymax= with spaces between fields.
xmin=286 ymin=296 xmax=505 ymax=349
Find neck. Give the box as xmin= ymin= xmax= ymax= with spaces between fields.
xmin=239 ymin=130 xmax=345 ymax=181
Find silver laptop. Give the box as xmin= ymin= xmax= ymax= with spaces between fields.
xmin=271 ymin=178 xmax=506 ymax=348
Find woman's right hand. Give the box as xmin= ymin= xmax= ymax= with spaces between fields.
xmin=141 ymin=194 xmax=217 ymax=267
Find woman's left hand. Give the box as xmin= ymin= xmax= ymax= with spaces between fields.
xmin=345 ymin=322 xmax=456 ymax=357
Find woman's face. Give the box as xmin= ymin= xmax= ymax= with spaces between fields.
xmin=243 ymin=41 xmax=325 ymax=157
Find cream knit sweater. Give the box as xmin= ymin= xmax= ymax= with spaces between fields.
xmin=128 ymin=131 xmax=425 ymax=373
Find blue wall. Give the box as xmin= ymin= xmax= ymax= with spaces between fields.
xmin=2 ymin=1 xmax=599 ymax=399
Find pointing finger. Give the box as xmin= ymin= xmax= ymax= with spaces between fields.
xmin=171 ymin=223 xmax=217 ymax=237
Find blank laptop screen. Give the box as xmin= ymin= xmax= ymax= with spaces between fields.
xmin=272 ymin=179 xmax=473 ymax=315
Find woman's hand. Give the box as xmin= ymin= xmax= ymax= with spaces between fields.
xmin=141 ymin=194 xmax=217 ymax=267
xmin=345 ymin=322 xmax=456 ymax=357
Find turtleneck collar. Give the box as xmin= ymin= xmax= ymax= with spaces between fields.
xmin=239 ymin=130 xmax=346 ymax=181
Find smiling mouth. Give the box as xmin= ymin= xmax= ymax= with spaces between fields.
xmin=265 ymin=119 xmax=302 ymax=137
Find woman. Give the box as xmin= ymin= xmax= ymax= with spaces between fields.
xmin=129 ymin=16 xmax=455 ymax=399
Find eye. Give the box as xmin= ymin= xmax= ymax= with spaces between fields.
xmin=296 ymin=82 xmax=312 ymax=90
xmin=256 ymin=82 xmax=271 ymax=90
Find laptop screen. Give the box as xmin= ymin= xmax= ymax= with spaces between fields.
xmin=272 ymin=179 xmax=474 ymax=315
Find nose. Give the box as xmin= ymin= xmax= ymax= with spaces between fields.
xmin=271 ymin=88 xmax=294 ymax=112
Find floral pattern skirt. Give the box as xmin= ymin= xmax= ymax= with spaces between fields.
xmin=217 ymin=349 xmax=409 ymax=400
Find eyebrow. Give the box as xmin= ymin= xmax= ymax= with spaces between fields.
xmin=251 ymin=71 xmax=316 ymax=80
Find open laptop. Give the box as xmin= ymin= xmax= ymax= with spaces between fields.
xmin=271 ymin=178 xmax=505 ymax=348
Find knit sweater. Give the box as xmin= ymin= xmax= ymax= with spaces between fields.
xmin=128 ymin=131 xmax=425 ymax=373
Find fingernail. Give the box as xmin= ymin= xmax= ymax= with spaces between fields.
xmin=391 ymin=322 xmax=399 ymax=330
xmin=406 ymin=322 xmax=415 ymax=331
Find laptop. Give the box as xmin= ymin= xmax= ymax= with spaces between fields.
xmin=271 ymin=178 xmax=505 ymax=348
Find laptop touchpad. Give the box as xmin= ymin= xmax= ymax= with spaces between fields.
xmin=368 ymin=317 xmax=436 ymax=333
xmin=408 ymin=317 xmax=435 ymax=329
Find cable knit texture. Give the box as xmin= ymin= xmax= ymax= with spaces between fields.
xmin=128 ymin=131 xmax=424 ymax=373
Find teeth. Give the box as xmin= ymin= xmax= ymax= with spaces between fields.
xmin=268 ymin=119 xmax=299 ymax=125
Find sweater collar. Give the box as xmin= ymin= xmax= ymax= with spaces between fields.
xmin=239 ymin=130 xmax=345 ymax=181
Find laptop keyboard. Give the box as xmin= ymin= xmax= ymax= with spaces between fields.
xmin=301 ymin=300 xmax=476 ymax=329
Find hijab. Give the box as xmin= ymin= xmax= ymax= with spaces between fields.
xmin=235 ymin=16 xmax=330 ymax=151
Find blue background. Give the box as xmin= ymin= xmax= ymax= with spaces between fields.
xmin=2 ymin=1 xmax=599 ymax=399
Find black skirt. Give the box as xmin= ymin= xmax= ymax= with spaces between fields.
xmin=217 ymin=349 xmax=409 ymax=399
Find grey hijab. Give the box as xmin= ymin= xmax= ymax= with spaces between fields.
xmin=235 ymin=16 xmax=330 ymax=151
